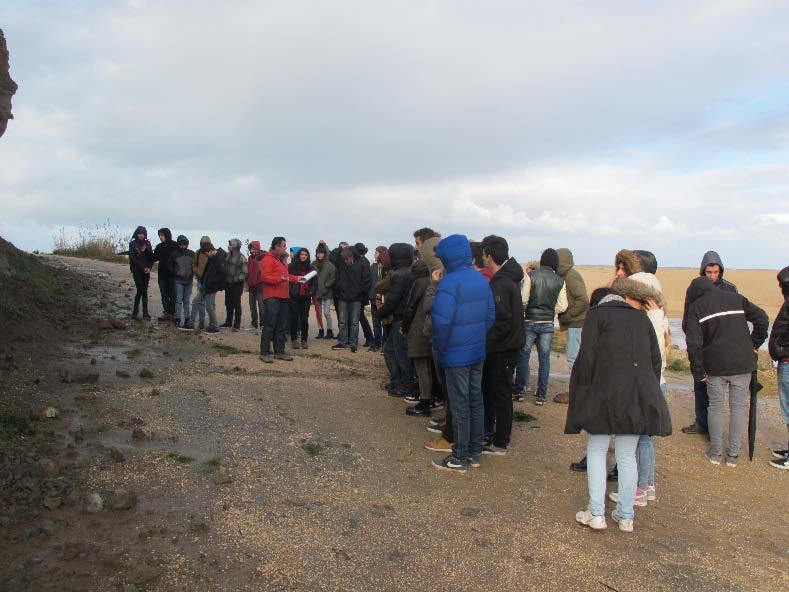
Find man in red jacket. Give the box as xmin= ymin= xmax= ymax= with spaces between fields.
xmin=259 ymin=237 xmax=299 ymax=362
xmin=247 ymin=241 xmax=265 ymax=330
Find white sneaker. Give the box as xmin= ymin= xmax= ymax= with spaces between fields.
xmin=611 ymin=510 xmax=634 ymax=533
xmin=608 ymin=488 xmax=648 ymax=507
xmin=646 ymin=485 xmax=656 ymax=501
xmin=575 ymin=510 xmax=607 ymax=530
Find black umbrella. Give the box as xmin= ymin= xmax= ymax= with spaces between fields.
xmin=748 ymin=368 xmax=763 ymax=461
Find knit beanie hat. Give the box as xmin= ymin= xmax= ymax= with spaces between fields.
xmin=176 ymin=235 xmax=189 ymax=246
xmin=540 ymin=248 xmax=559 ymax=271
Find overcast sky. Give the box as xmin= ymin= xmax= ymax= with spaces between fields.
xmin=1 ymin=1 xmax=787 ymax=268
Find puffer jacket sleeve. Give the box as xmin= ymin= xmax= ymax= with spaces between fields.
xmin=431 ymin=281 xmax=456 ymax=353
xmin=561 ymin=270 xmax=589 ymax=321
xmin=769 ymin=302 xmax=789 ymax=361
xmin=326 ymin=262 xmax=336 ymax=289
xmin=240 ymin=254 xmax=248 ymax=282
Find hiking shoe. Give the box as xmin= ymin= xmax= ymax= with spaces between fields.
xmin=406 ymin=401 xmax=431 ymax=417
xmin=608 ymin=488 xmax=648 ymax=507
xmin=316 ymin=329 xmax=325 ymax=339
xmin=424 ymin=437 xmax=452 ymax=452
xmin=482 ymin=444 xmax=508 ymax=456
xmin=350 ymin=346 xmax=357 ymax=353
xmin=512 ymin=392 xmax=525 ymax=402
xmin=575 ymin=510 xmax=606 ymax=531
xmin=535 ymin=395 xmax=546 ymax=406
xmin=467 ymin=455 xmax=481 ymax=468
xmin=331 ymin=343 xmax=347 ymax=351
xmin=259 ymin=355 xmax=274 ymax=364
xmin=611 ymin=510 xmax=634 ymax=533
xmin=769 ymin=456 xmax=789 ymax=470
xmin=204 ymin=325 xmax=219 ymax=334
xmin=292 ymin=340 xmax=301 ymax=350
xmin=301 ymin=341 xmax=309 ymax=350
xmin=682 ymin=423 xmax=708 ymax=435
xmin=553 ymin=392 xmax=570 ymax=404
xmin=705 ymin=451 xmax=722 ymax=465
xmin=273 ymin=353 xmax=293 ymax=361
xmin=771 ymin=449 xmax=789 ymax=459
xmin=197 ymin=320 xmax=205 ymax=330
xmin=173 ymin=319 xmax=181 ymax=328
xmin=570 ymin=456 xmax=588 ymax=472
xmin=646 ymin=485 xmax=657 ymax=501
xmin=725 ymin=454 xmax=740 ymax=467
xmin=368 ymin=345 xmax=380 ymax=352
xmin=432 ymin=455 xmax=467 ymax=474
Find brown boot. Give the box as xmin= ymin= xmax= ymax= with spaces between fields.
xmin=553 ymin=392 xmax=570 ymax=404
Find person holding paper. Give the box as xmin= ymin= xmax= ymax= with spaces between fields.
xmin=288 ymin=248 xmax=317 ymax=349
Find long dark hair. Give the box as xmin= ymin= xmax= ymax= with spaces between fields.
xmin=288 ymin=248 xmax=311 ymax=274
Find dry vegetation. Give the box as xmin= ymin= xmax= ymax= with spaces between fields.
xmin=52 ymin=222 xmax=128 ymax=264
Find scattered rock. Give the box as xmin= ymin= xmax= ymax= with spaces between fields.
xmin=149 ymin=388 xmax=161 ymax=397
xmin=43 ymin=407 xmax=59 ymax=419
xmin=38 ymin=458 xmax=59 ymax=476
xmin=81 ymin=493 xmax=103 ymax=514
xmin=139 ymin=368 xmax=154 ymax=379
xmin=131 ymin=428 xmax=148 ymax=441
xmin=300 ymin=440 xmax=326 ymax=457
xmin=460 ymin=507 xmax=482 ymax=518
xmin=188 ymin=516 xmax=209 ymax=533
xmin=108 ymin=447 xmax=126 ymax=463
xmin=110 ymin=490 xmax=138 ymax=511
xmin=130 ymin=417 xmax=146 ymax=427
xmin=90 ymin=357 xmax=97 ymax=365
xmin=43 ymin=496 xmax=63 ymax=510
xmin=214 ymin=467 xmax=233 ymax=485
xmin=116 ymin=370 xmax=131 ymax=378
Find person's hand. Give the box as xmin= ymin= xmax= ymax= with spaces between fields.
xmin=754 ymin=348 xmax=759 ymax=354
xmin=143 ymin=268 xmax=150 ymax=274
xmin=701 ymin=374 xmax=707 ymax=382
xmin=644 ymin=299 xmax=659 ymax=312
xmin=208 ymin=249 xmax=217 ymax=257
xmin=606 ymin=275 xmax=617 ymax=288
xmin=431 ymin=269 xmax=442 ymax=282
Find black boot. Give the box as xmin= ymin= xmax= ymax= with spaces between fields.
xmin=317 ymin=329 xmax=325 ymax=339
xmin=570 ymin=456 xmax=587 ymax=472
xmin=326 ymin=329 xmax=335 ymax=339
xmin=220 ymin=320 xmax=232 ymax=328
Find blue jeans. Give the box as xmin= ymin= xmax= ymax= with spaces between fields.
xmin=515 ymin=323 xmax=554 ymax=396
xmin=190 ymin=283 xmax=217 ymax=326
xmin=587 ymin=434 xmax=639 ymax=520
xmin=337 ymin=300 xmax=361 ymax=347
xmin=636 ymin=383 xmax=668 ymax=488
xmin=370 ymin=298 xmax=382 ymax=346
xmin=174 ymin=281 xmax=192 ymax=323
xmin=445 ymin=361 xmax=485 ymax=460
xmin=778 ymin=361 xmax=789 ymax=425
xmin=566 ymin=327 xmax=582 ymax=369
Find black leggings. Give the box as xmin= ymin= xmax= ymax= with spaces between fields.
xmin=288 ymin=298 xmax=310 ymax=341
xmin=224 ymin=281 xmax=244 ymax=327
xmin=132 ymin=269 xmax=149 ymax=315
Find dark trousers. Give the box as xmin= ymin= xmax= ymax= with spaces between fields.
xmin=249 ymin=288 xmax=264 ymax=327
xmin=370 ymin=298 xmax=382 ymax=346
xmin=693 ymin=380 xmax=709 ymax=432
xmin=359 ymin=305 xmax=374 ymax=344
xmin=483 ymin=351 xmax=518 ymax=448
xmin=288 ymin=297 xmax=310 ymax=341
xmin=158 ymin=274 xmax=175 ymax=315
xmin=383 ymin=319 xmax=414 ymax=389
xmin=413 ymin=357 xmax=434 ymax=402
xmin=224 ymin=281 xmax=244 ymax=327
xmin=260 ymin=298 xmax=288 ymax=354
xmin=132 ymin=269 xmax=150 ymax=315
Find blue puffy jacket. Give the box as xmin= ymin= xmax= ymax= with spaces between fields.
xmin=431 ymin=235 xmax=495 ymax=368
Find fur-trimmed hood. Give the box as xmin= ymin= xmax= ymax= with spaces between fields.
xmin=615 ymin=249 xmax=642 ymax=277
xmin=612 ymin=276 xmax=664 ymax=307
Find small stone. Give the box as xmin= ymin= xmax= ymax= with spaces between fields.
xmin=139 ymin=368 xmax=154 ymax=379
xmin=189 ymin=517 xmax=208 ymax=533
xmin=149 ymin=388 xmax=161 ymax=397
xmin=38 ymin=458 xmax=59 ymax=476
xmin=43 ymin=496 xmax=63 ymax=510
xmin=108 ymin=447 xmax=126 ymax=463
xmin=81 ymin=493 xmax=103 ymax=514
xmin=90 ymin=358 xmax=97 ymax=365
xmin=131 ymin=428 xmax=148 ymax=441
xmin=460 ymin=507 xmax=482 ymax=518
xmin=111 ymin=491 xmax=138 ymax=511
xmin=44 ymin=407 xmax=59 ymax=419
xmin=116 ymin=370 xmax=131 ymax=378
xmin=214 ymin=468 xmax=234 ymax=485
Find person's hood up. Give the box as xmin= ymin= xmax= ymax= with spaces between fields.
xmin=176 ymin=235 xmax=189 ymax=246
xmin=315 ymin=242 xmax=328 ymax=255
xmin=634 ymin=250 xmax=658 ymax=274
xmin=412 ymin=258 xmax=429 ymax=278
xmin=494 ymin=257 xmax=524 ymax=284
xmin=133 ymin=226 xmax=147 ymax=240
xmin=199 ymin=236 xmax=214 ymax=251
xmin=228 ymin=238 xmax=242 ymax=251
xmin=699 ymin=251 xmax=725 ymax=279
xmin=249 ymin=240 xmax=261 ymax=252
xmin=686 ymin=276 xmax=717 ymax=306
xmin=615 ymin=249 xmax=642 ymax=277
xmin=624 ymin=272 xmax=665 ymax=307
xmin=354 ymin=242 xmax=368 ymax=257
xmin=418 ymin=236 xmax=443 ymax=274
xmin=556 ymin=248 xmax=574 ymax=277
xmin=157 ymin=227 xmax=173 ymax=242
xmin=778 ymin=265 xmax=789 ymax=298
xmin=612 ymin=276 xmax=665 ymax=306
xmin=388 ymin=243 xmax=415 ymax=270
xmin=435 ymin=234 xmax=472 ymax=274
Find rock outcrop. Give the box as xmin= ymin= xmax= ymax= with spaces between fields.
xmin=0 ymin=29 xmax=18 ymax=139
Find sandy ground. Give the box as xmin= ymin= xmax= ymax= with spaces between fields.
xmin=574 ymin=266 xmax=784 ymax=319
xmin=1 ymin=256 xmax=787 ymax=592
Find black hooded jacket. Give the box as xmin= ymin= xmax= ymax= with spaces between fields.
xmin=203 ymin=248 xmax=228 ymax=294
xmin=682 ymin=251 xmax=737 ymax=332
xmin=685 ymin=277 xmax=769 ymax=380
xmin=378 ymin=243 xmax=415 ymax=319
xmin=768 ymin=266 xmax=789 ymax=361
xmin=128 ymin=226 xmax=154 ymax=273
xmin=153 ymin=228 xmax=178 ymax=278
xmin=330 ymin=247 xmax=371 ymax=302
xmin=487 ymin=258 xmax=526 ymax=353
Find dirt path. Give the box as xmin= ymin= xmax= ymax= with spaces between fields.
xmin=1 ymin=256 xmax=787 ymax=591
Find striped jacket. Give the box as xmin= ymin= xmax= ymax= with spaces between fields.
xmin=685 ymin=277 xmax=769 ymax=380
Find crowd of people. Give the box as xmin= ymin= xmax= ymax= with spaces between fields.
xmin=127 ymin=225 xmax=789 ymax=533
